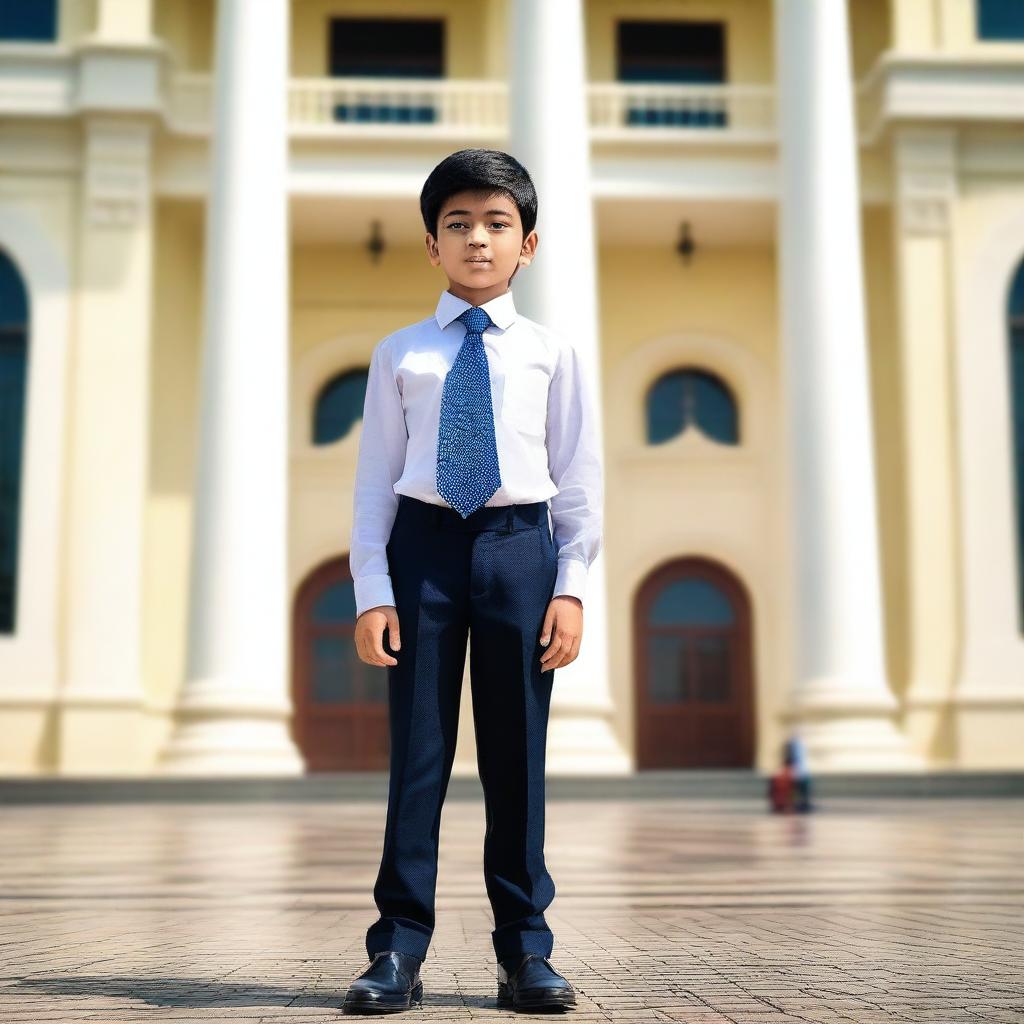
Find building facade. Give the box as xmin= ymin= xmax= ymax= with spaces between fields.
xmin=1 ymin=0 xmax=1023 ymax=777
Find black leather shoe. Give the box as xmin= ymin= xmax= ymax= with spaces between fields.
xmin=496 ymin=953 xmax=576 ymax=1011
xmin=342 ymin=951 xmax=424 ymax=1014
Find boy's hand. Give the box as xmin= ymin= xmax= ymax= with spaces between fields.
xmin=539 ymin=596 xmax=583 ymax=671
xmin=354 ymin=605 xmax=401 ymax=667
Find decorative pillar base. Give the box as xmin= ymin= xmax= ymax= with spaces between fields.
xmin=780 ymin=687 xmax=924 ymax=772
xmin=157 ymin=691 xmax=304 ymax=775
xmin=953 ymin=693 xmax=1024 ymax=769
xmin=545 ymin=705 xmax=631 ymax=775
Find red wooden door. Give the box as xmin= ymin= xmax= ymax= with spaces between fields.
xmin=634 ymin=557 xmax=754 ymax=769
xmin=291 ymin=558 xmax=389 ymax=771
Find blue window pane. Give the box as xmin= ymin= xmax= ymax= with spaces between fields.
xmin=649 ymin=578 xmax=735 ymax=627
xmin=977 ymin=0 xmax=1024 ymax=39
xmin=0 ymin=1 xmax=57 ymax=41
xmin=647 ymin=372 xmax=687 ymax=443
xmin=694 ymin=634 xmax=730 ymax=702
xmin=333 ymin=103 xmax=436 ymax=124
xmin=648 ymin=633 xmax=690 ymax=702
xmin=313 ymin=368 xmax=368 ymax=445
xmin=646 ymin=368 xmax=738 ymax=445
xmin=311 ymin=579 xmax=357 ymax=624
xmin=0 ymin=249 xmax=29 ymax=634
xmin=311 ymin=636 xmax=354 ymax=702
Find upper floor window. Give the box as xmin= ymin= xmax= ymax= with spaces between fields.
xmin=313 ymin=368 xmax=369 ymax=445
xmin=0 ymin=0 xmax=57 ymax=41
xmin=616 ymin=19 xmax=727 ymax=127
xmin=976 ymin=0 xmax=1024 ymax=40
xmin=328 ymin=17 xmax=444 ymax=123
xmin=646 ymin=367 xmax=739 ymax=446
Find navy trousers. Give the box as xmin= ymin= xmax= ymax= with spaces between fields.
xmin=365 ymin=493 xmax=559 ymax=965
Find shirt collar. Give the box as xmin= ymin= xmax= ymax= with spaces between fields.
xmin=434 ymin=288 xmax=517 ymax=332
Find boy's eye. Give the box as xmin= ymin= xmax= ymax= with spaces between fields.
xmin=445 ymin=221 xmax=509 ymax=230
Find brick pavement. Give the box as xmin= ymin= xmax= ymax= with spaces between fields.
xmin=0 ymin=796 xmax=1021 ymax=1022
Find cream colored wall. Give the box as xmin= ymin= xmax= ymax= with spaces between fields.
xmin=155 ymin=0 xmax=215 ymax=71
xmin=862 ymin=205 xmax=912 ymax=702
xmin=58 ymin=0 xmax=97 ymax=42
xmin=849 ymin=0 xmax=891 ymax=75
xmin=596 ymin=242 xmax=786 ymax=767
xmin=890 ymin=0 xmax=977 ymax=51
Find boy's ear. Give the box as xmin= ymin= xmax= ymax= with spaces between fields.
xmin=519 ymin=229 xmax=539 ymax=267
xmin=425 ymin=232 xmax=441 ymax=266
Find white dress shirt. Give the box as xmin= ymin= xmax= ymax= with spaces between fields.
xmin=349 ymin=287 xmax=604 ymax=619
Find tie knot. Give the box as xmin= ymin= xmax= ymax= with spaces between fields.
xmin=456 ymin=306 xmax=493 ymax=335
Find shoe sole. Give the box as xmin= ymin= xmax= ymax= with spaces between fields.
xmin=497 ymin=983 xmax=577 ymax=1011
xmin=342 ymin=980 xmax=423 ymax=1014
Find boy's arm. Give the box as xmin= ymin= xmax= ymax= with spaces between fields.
xmin=350 ymin=337 xmax=408 ymax=618
xmin=545 ymin=336 xmax=604 ymax=605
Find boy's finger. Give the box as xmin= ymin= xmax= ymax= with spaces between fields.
xmin=540 ymin=635 xmax=564 ymax=667
xmin=373 ymin=634 xmax=398 ymax=667
xmin=386 ymin=610 xmax=401 ymax=650
xmin=539 ymin=606 xmax=555 ymax=645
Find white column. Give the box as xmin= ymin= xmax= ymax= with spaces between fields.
xmin=507 ymin=0 xmax=629 ymax=774
xmin=158 ymin=0 xmax=302 ymax=774
xmin=774 ymin=0 xmax=920 ymax=770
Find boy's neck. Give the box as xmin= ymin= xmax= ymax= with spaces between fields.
xmin=446 ymin=282 xmax=511 ymax=306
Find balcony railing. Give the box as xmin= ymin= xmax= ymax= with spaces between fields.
xmin=588 ymin=82 xmax=774 ymax=140
xmin=166 ymin=74 xmax=777 ymax=141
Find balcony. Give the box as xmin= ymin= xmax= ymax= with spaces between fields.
xmin=167 ymin=74 xmax=778 ymax=144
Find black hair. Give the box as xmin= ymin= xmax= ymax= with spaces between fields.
xmin=420 ymin=148 xmax=538 ymax=239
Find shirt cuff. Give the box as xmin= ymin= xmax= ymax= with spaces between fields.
xmin=353 ymin=573 xmax=396 ymax=618
xmin=553 ymin=557 xmax=588 ymax=605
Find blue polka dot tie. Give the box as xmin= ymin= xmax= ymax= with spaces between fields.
xmin=436 ymin=305 xmax=502 ymax=518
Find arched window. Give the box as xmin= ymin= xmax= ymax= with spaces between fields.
xmin=646 ymin=367 xmax=738 ymax=445
xmin=312 ymin=367 xmax=369 ymax=445
xmin=1008 ymin=257 xmax=1024 ymax=632
xmin=0 ymin=249 xmax=29 ymax=633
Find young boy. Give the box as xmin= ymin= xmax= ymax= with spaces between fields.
xmin=343 ymin=148 xmax=602 ymax=1014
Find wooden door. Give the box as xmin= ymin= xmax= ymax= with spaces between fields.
xmin=291 ymin=558 xmax=389 ymax=771
xmin=634 ymin=557 xmax=754 ymax=769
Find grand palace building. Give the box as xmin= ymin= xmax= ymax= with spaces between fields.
xmin=2 ymin=0 xmax=1023 ymax=777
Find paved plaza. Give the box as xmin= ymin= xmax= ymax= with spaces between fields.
xmin=0 ymin=794 xmax=1021 ymax=1023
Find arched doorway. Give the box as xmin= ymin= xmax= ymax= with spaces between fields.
xmin=291 ymin=557 xmax=389 ymax=771
xmin=633 ymin=556 xmax=754 ymax=768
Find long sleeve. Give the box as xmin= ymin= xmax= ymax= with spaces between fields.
xmin=349 ymin=336 xmax=408 ymax=618
xmin=545 ymin=336 xmax=604 ymax=605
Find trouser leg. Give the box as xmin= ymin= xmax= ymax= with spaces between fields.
xmin=365 ymin=505 xmax=469 ymax=962
xmin=468 ymin=518 xmax=560 ymax=965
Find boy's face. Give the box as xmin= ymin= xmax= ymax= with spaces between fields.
xmin=426 ymin=189 xmax=538 ymax=304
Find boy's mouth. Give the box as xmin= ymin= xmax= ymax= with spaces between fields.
xmin=465 ymin=258 xmax=491 ymax=263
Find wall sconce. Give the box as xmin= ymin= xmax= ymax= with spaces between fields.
xmin=676 ymin=221 xmax=695 ymax=264
xmin=366 ymin=219 xmax=386 ymax=263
